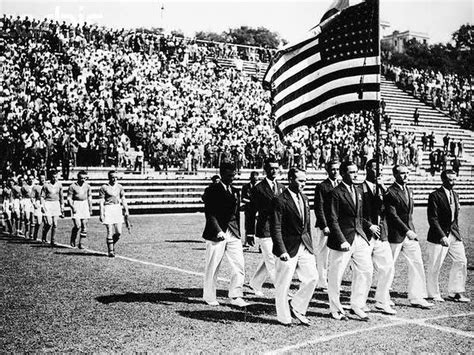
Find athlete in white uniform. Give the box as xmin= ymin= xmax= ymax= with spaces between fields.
xmin=21 ymin=175 xmax=35 ymax=238
xmin=99 ymin=170 xmax=129 ymax=257
xmin=11 ymin=177 xmax=23 ymax=236
xmin=67 ymin=170 xmax=92 ymax=249
xmin=40 ymin=170 xmax=64 ymax=245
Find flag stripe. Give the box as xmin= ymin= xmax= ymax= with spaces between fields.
xmin=276 ymin=83 xmax=380 ymax=126
xmin=274 ymin=59 xmax=379 ymax=107
xmin=277 ymin=94 xmax=379 ymax=133
xmin=275 ymin=72 xmax=379 ymax=117
xmin=273 ymin=51 xmax=322 ymax=90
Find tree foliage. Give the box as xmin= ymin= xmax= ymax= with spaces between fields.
xmin=194 ymin=26 xmax=284 ymax=49
xmin=384 ymin=24 xmax=473 ymax=77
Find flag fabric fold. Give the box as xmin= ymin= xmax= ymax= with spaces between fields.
xmin=263 ymin=0 xmax=379 ymax=136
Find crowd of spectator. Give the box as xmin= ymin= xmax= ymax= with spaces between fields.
xmin=382 ymin=63 xmax=473 ymax=126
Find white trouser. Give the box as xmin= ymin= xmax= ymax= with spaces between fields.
xmin=249 ymin=237 xmax=276 ymax=292
xmin=203 ymin=230 xmax=245 ymax=303
xmin=313 ymin=227 xmax=329 ymax=289
xmin=328 ymin=235 xmax=373 ymax=313
xmin=275 ymin=243 xmax=318 ymax=324
xmin=369 ymin=239 xmax=395 ymax=306
xmin=426 ymin=234 xmax=467 ymax=297
xmin=390 ymin=238 xmax=428 ymax=301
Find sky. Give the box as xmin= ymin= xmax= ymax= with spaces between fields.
xmin=1 ymin=0 xmax=472 ymax=45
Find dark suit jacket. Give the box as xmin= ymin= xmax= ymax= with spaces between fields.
xmin=249 ymin=179 xmax=285 ymax=238
xmin=270 ymin=189 xmax=313 ymax=258
xmin=361 ymin=181 xmax=388 ymax=241
xmin=384 ymin=183 xmax=415 ymax=244
xmin=427 ymin=187 xmax=461 ymax=243
xmin=313 ymin=178 xmax=336 ymax=229
xmin=202 ymin=183 xmax=240 ymax=242
xmin=327 ymin=183 xmax=370 ymax=251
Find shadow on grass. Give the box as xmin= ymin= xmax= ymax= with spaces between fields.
xmin=177 ymin=310 xmax=280 ymax=325
xmin=192 ymin=248 xmax=206 ymax=251
xmin=165 ymin=239 xmax=204 ymax=244
xmin=96 ymin=288 xmax=208 ymax=306
xmin=55 ymin=251 xmax=107 ymax=257
xmin=30 ymin=244 xmax=69 ymax=249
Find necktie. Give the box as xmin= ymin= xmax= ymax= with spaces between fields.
xmin=405 ymin=186 xmax=410 ymax=203
xmin=350 ymin=185 xmax=356 ymax=204
xmin=298 ymin=194 xmax=305 ymax=224
xmin=273 ymin=182 xmax=278 ymax=195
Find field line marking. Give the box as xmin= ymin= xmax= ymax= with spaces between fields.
xmin=16 ymin=237 xmax=233 ymax=283
xmin=269 ymin=312 xmax=474 ymax=354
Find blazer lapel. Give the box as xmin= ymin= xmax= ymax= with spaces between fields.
xmin=284 ymin=190 xmax=303 ymax=222
xmin=438 ymin=187 xmax=453 ymax=222
xmin=263 ymin=179 xmax=275 ymax=199
xmin=342 ymin=185 xmax=356 ymax=213
xmin=395 ymin=184 xmax=409 ymax=209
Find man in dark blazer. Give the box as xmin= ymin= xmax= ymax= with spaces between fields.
xmin=248 ymin=158 xmax=284 ymax=297
xmin=202 ymin=162 xmax=249 ymax=308
xmin=241 ymin=171 xmax=259 ymax=249
xmin=385 ymin=165 xmax=433 ymax=308
xmin=327 ymin=161 xmax=373 ymax=321
xmin=426 ymin=170 xmax=469 ymax=303
xmin=271 ymin=168 xmax=317 ymax=326
xmin=313 ymin=160 xmax=339 ymax=290
xmin=361 ymin=159 xmax=396 ymax=315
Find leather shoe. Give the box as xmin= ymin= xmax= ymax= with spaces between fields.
xmin=431 ymin=296 xmax=445 ymax=302
xmin=350 ymin=307 xmax=369 ymax=321
xmin=410 ymin=299 xmax=434 ymax=309
xmin=230 ymin=297 xmax=250 ymax=307
xmin=331 ymin=311 xmax=348 ymax=321
xmin=205 ymin=300 xmax=220 ymax=306
xmin=375 ymin=303 xmax=397 ymax=315
xmin=448 ymin=293 xmax=470 ymax=303
xmin=290 ymin=302 xmax=310 ymax=326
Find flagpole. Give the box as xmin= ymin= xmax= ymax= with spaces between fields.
xmin=375 ymin=0 xmax=381 ymax=195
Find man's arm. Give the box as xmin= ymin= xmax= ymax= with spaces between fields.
xmin=313 ymin=183 xmax=327 ymax=228
xmin=270 ymin=197 xmax=287 ymax=258
xmin=204 ymin=187 xmax=225 ymax=240
xmin=327 ymin=189 xmax=349 ymax=249
xmin=384 ymin=190 xmax=410 ymax=236
xmin=427 ymin=192 xmax=448 ymax=245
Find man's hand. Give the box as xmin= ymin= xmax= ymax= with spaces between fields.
xmin=369 ymin=224 xmax=381 ymax=238
xmin=340 ymin=242 xmax=350 ymax=251
xmin=279 ymin=252 xmax=290 ymax=261
xmin=440 ymin=236 xmax=450 ymax=247
xmin=406 ymin=230 xmax=417 ymax=240
xmin=99 ymin=214 xmax=104 ymax=223
xmin=323 ymin=227 xmax=330 ymax=235
xmin=216 ymin=231 xmax=226 ymax=241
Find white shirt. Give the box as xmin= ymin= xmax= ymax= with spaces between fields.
xmin=342 ymin=181 xmax=356 ymax=202
xmin=265 ymin=177 xmax=277 ymax=192
xmin=442 ymin=186 xmax=455 ymax=221
xmin=365 ymin=180 xmax=376 ymax=194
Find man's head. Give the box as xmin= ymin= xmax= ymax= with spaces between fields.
xmin=288 ymin=168 xmax=306 ymax=194
xmin=392 ymin=165 xmax=409 ymax=185
xmin=325 ymin=160 xmax=339 ymax=181
xmin=210 ymin=175 xmax=220 ymax=184
xmin=38 ymin=172 xmax=46 ymax=185
xmin=17 ymin=175 xmax=24 ymax=186
xmin=365 ymin=158 xmax=380 ymax=183
xmin=49 ymin=170 xmax=58 ymax=182
xmin=77 ymin=170 xmax=88 ymax=184
xmin=219 ymin=162 xmax=236 ymax=186
xmin=26 ymin=174 xmax=34 ymax=185
xmin=340 ymin=161 xmax=357 ymax=185
xmin=250 ymin=171 xmax=259 ymax=185
xmin=108 ymin=170 xmax=117 ymax=184
xmin=441 ymin=169 xmax=456 ymax=190
xmin=263 ymin=157 xmax=279 ymax=181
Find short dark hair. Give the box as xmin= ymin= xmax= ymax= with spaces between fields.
xmin=78 ymin=170 xmax=88 ymax=177
xmin=339 ymin=161 xmax=356 ymax=175
xmin=441 ymin=169 xmax=456 ymax=181
xmin=219 ymin=161 xmax=235 ymax=174
xmin=108 ymin=170 xmax=117 ymax=178
xmin=366 ymin=159 xmax=377 ymax=170
xmin=325 ymin=160 xmax=340 ymax=171
xmin=288 ymin=167 xmax=305 ymax=180
xmin=392 ymin=164 xmax=407 ymax=175
xmin=250 ymin=171 xmax=259 ymax=178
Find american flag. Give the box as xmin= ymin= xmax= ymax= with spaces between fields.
xmin=263 ymin=0 xmax=379 ymax=136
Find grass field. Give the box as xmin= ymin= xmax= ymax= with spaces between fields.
xmin=1 ymin=207 xmax=473 ymax=352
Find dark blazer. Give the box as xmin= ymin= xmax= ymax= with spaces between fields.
xmin=249 ymin=179 xmax=285 ymax=238
xmin=270 ymin=189 xmax=313 ymax=258
xmin=327 ymin=183 xmax=370 ymax=251
xmin=384 ymin=183 xmax=415 ymax=244
xmin=361 ymin=181 xmax=388 ymax=241
xmin=202 ymin=183 xmax=240 ymax=242
xmin=313 ymin=178 xmax=337 ymax=229
xmin=427 ymin=187 xmax=461 ymax=244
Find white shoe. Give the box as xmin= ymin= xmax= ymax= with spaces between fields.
xmin=388 ymin=300 xmax=395 ymax=307
xmin=230 ymin=297 xmax=250 ymax=307
xmin=350 ymin=307 xmax=369 ymax=321
xmin=205 ymin=300 xmax=220 ymax=306
xmin=431 ymin=295 xmax=445 ymax=302
xmin=249 ymin=286 xmax=264 ymax=298
xmin=375 ymin=303 xmax=397 ymax=315
xmin=448 ymin=293 xmax=470 ymax=303
xmin=362 ymin=305 xmax=371 ymax=313
xmin=410 ymin=299 xmax=434 ymax=309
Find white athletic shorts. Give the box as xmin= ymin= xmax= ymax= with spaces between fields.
xmin=72 ymin=200 xmax=91 ymax=220
xmin=12 ymin=199 xmax=21 ymax=216
xmin=44 ymin=201 xmax=61 ymax=217
xmin=22 ymin=200 xmax=34 ymax=216
xmin=103 ymin=204 xmax=123 ymax=225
